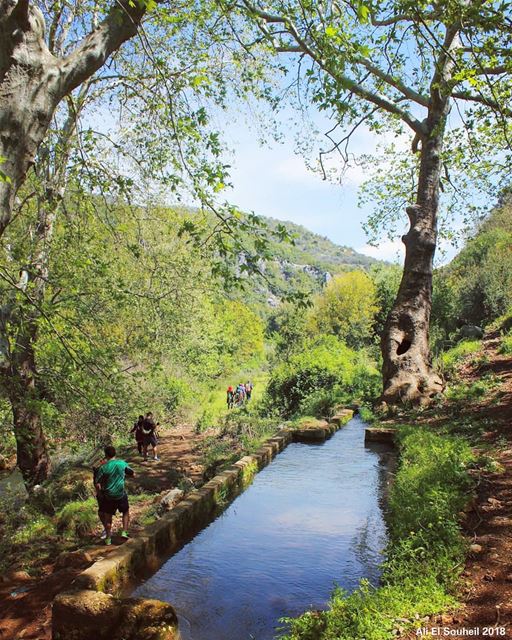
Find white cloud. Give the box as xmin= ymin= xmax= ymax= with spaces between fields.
xmin=357 ymin=240 xmax=405 ymax=263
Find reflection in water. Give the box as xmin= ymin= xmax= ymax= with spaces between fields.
xmin=134 ymin=416 xmax=392 ymax=640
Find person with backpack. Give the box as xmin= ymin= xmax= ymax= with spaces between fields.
xmin=236 ymin=383 xmax=246 ymax=406
xmin=94 ymin=445 xmax=135 ymax=545
xmin=227 ymin=386 xmax=234 ymax=409
xmin=142 ymin=411 xmax=159 ymax=461
xmin=245 ymin=381 xmax=254 ymax=401
xmin=130 ymin=415 xmax=144 ymax=455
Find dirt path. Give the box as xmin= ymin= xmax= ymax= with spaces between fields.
xmin=452 ymin=338 xmax=512 ymax=636
xmin=0 ymin=424 xmax=207 ymax=640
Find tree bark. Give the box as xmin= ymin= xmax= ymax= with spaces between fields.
xmin=380 ymin=124 xmax=445 ymax=405
xmin=380 ymin=22 xmax=462 ymax=407
xmin=8 ymin=330 xmax=51 ymax=487
xmin=0 ymin=0 xmax=145 ymax=237
xmin=0 ymin=198 xmax=57 ymax=487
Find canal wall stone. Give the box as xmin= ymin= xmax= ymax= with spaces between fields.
xmin=364 ymin=427 xmax=397 ymax=444
xmin=52 ymin=417 xmax=352 ymax=638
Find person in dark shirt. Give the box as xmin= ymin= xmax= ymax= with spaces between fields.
xmin=142 ymin=411 xmax=159 ymax=461
xmin=130 ymin=415 xmax=144 ymax=455
xmin=95 ymin=445 xmax=135 ymax=545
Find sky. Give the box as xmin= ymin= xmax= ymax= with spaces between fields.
xmin=219 ymin=107 xmax=408 ymax=264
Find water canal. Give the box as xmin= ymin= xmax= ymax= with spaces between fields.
xmin=134 ymin=416 xmax=393 ymax=640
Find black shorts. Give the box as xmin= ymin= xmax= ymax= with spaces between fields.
xmin=96 ymin=493 xmax=107 ymax=513
xmin=142 ymin=433 xmax=157 ymax=447
xmin=102 ymin=494 xmax=129 ymax=515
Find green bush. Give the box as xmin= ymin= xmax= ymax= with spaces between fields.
xmin=56 ymin=498 xmax=98 ymax=538
xmin=265 ymin=336 xmax=380 ymax=418
xmin=446 ymin=374 xmax=500 ymax=403
xmin=498 ymin=331 xmax=512 ymax=355
xmin=280 ymin=427 xmax=475 ymax=640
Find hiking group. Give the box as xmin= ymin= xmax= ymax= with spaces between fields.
xmin=227 ymin=381 xmax=254 ymax=409
xmin=93 ymin=411 xmax=159 ymax=545
xmin=131 ymin=411 xmax=159 ymax=461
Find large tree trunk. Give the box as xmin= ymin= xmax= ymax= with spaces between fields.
xmin=8 ymin=333 xmax=51 ymax=487
xmin=0 ymin=0 xmax=147 ymax=486
xmin=1 ymin=200 xmax=57 ymax=487
xmin=380 ymin=126 xmax=445 ymax=406
xmin=0 ymin=0 xmax=145 ymax=236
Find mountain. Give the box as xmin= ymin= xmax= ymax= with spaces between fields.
xmin=235 ymin=215 xmax=380 ymax=311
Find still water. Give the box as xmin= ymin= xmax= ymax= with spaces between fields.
xmin=134 ymin=416 xmax=392 ymax=640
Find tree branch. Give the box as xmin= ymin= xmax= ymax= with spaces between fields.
xmin=241 ymin=0 xmax=427 ymax=135
xmin=353 ymin=56 xmax=430 ymax=107
xmin=58 ymin=0 xmax=148 ymax=98
xmin=452 ymin=91 xmax=512 ymax=116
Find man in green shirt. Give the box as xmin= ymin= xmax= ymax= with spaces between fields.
xmin=95 ymin=445 xmax=135 ymax=545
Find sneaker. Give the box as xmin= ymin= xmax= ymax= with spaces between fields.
xmin=100 ymin=530 xmax=107 ymax=540
xmin=104 ymin=537 xmax=112 ymax=546
xmin=120 ymin=530 xmax=130 ymax=539
xmin=153 ymin=456 xmax=159 ymax=461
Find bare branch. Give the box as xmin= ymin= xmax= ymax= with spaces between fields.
xmin=452 ymin=91 xmax=512 ymax=116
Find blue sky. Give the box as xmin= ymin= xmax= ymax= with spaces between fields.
xmin=217 ymin=105 xmax=409 ymax=264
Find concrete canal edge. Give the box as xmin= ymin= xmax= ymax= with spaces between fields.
xmin=364 ymin=426 xmax=398 ymax=444
xmin=52 ymin=410 xmax=354 ymax=640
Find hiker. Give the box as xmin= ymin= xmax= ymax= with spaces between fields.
xmin=92 ymin=454 xmax=108 ymax=540
xmin=94 ymin=445 xmax=135 ymax=545
xmin=245 ymin=381 xmax=253 ymax=401
xmin=142 ymin=411 xmax=159 ymax=461
xmin=236 ymin=383 xmax=245 ymax=406
xmin=227 ymin=386 xmax=234 ymax=409
xmin=130 ymin=415 xmax=144 ymax=455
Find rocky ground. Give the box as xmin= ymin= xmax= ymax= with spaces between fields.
xmin=450 ymin=334 xmax=512 ymax=636
xmin=0 ymin=424 xmax=208 ymax=640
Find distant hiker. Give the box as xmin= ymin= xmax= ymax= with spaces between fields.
xmin=92 ymin=455 xmax=108 ymax=540
xmin=130 ymin=415 xmax=144 ymax=455
xmin=227 ymin=386 xmax=234 ymax=409
xmin=142 ymin=411 xmax=159 ymax=461
xmin=94 ymin=445 xmax=134 ymax=545
xmin=245 ymin=381 xmax=253 ymax=401
xmin=236 ymin=383 xmax=246 ymax=406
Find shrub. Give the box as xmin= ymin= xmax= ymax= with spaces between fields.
xmin=56 ymin=498 xmax=98 ymax=538
xmin=265 ymin=336 xmax=380 ymax=418
xmin=308 ymin=271 xmax=379 ymax=349
xmin=446 ymin=374 xmax=500 ymax=403
xmin=437 ymin=339 xmax=481 ymax=377
xmin=11 ymin=515 xmax=55 ymax=545
xmin=498 ymin=331 xmax=512 ymax=355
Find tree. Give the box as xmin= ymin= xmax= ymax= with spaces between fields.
xmin=0 ymin=0 xmax=154 ymax=237
xmin=308 ymin=271 xmax=378 ymax=348
xmin=238 ymin=0 xmax=512 ymax=404
xmin=0 ymin=0 xmax=280 ymax=487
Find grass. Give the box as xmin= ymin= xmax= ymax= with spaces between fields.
xmin=196 ymin=370 xmax=269 ymax=432
xmin=445 ymin=373 xmax=500 ymax=403
xmin=437 ymin=340 xmax=481 ymax=378
xmin=279 ymin=426 xmax=475 ymax=640
xmin=498 ymin=331 xmax=512 ymax=355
